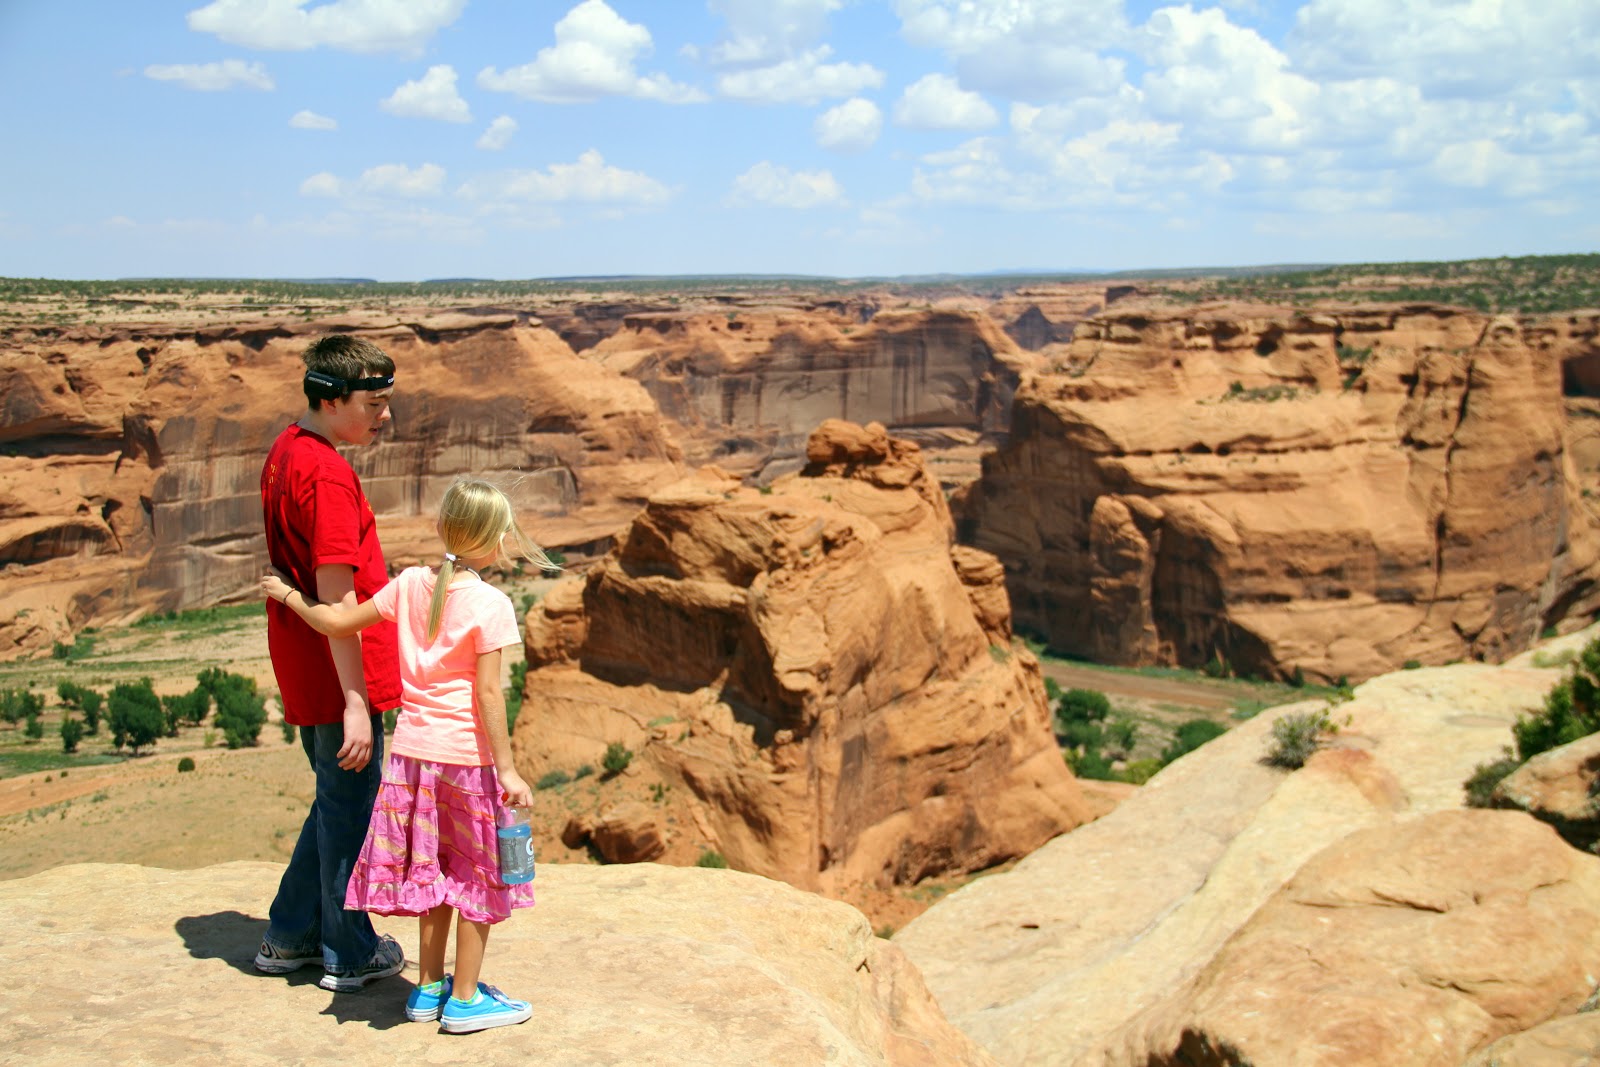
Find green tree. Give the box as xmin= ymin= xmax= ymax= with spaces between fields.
xmin=60 ymin=715 xmax=84 ymax=753
xmin=108 ymin=679 xmax=165 ymax=754
xmin=79 ymin=688 xmax=103 ymax=735
xmin=199 ymin=669 xmax=266 ymax=749
xmin=0 ymin=687 xmax=44 ymax=725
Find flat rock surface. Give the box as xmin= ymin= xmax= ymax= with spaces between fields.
xmin=3 ymin=860 xmax=994 ymax=1066
xmin=896 ymin=630 xmax=1597 ymax=1066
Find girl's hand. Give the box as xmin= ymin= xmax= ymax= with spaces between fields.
xmin=500 ymin=770 xmax=533 ymax=808
xmin=261 ymin=571 xmax=292 ymax=603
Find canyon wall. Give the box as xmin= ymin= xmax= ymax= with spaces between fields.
xmin=585 ymin=304 xmax=1041 ymax=486
xmin=956 ymin=302 xmax=1600 ymax=681
xmin=0 ymin=312 xmax=683 ymax=655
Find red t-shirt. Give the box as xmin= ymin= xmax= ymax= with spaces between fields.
xmin=261 ymin=423 xmax=401 ymax=725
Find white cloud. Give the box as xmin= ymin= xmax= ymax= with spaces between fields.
xmin=814 ymin=97 xmax=883 ymax=152
xmin=716 ymin=46 xmax=883 ymax=104
xmin=893 ymin=73 xmax=998 ymax=131
xmin=143 ymin=59 xmax=274 ymax=91
xmin=289 ymin=109 xmax=337 ymax=130
xmin=302 ymin=163 xmax=446 ymax=200
xmin=1289 ymin=0 xmax=1600 ymax=101
xmin=381 ymin=65 xmax=471 ymax=123
xmin=729 ymin=161 xmax=846 ymax=208
xmin=477 ymin=0 xmax=705 ymax=104
xmin=893 ymin=0 xmax=1128 ymax=99
xmin=186 ymin=0 xmax=466 ymax=55
xmin=299 ymin=172 xmax=342 ymax=197
xmin=705 ymin=0 xmax=843 ymax=67
xmin=458 ymin=149 xmax=671 ymax=205
xmin=477 ymin=115 xmax=518 ymax=150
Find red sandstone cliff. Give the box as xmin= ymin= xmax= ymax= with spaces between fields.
xmin=585 ymin=304 xmax=1041 ymax=486
xmin=956 ymin=301 xmax=1600 ymax=681
xmin=0 ymin=312 xmax=683 ymax=656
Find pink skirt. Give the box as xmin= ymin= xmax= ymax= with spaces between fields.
xmin=345 ymin=753 xmax=536 ymax=924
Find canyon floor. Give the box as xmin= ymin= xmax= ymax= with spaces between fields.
xmin=0 ymin=583 xmax=1307 ymax=931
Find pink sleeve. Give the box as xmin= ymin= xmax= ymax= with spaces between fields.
xmin=368 ymin=574 xmax=401 ymax=621
xmin=474 ymin=588 xmax=521 ymax=654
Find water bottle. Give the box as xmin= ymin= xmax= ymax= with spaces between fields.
xmin=496 ymin=806 xmax=536 ymax=884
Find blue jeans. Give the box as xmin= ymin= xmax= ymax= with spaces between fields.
xmin=263 ymin=716 xmax=384 ymax=974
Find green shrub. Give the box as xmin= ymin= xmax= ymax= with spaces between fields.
xmin=536 ymin=769 xmax=571 ymax=790
xmin=1463 ymin=755 xmax=1519 ymax=808
xmin=1161 ymin=719 xmax=1228 ymax=766
xmin=198 ymin=669 xmax=265 ymax=749
xmin=573 ymin=764 xmax=594 ymax=780
xmin=0 ymin=687 xmax=45 ymax=725
xmin=177 ymin=756 xmax=196 ymax=773
xmin=506 ymin=660 xmax=528 ymax=730
xmin=1104 ymin=717 xmax=1138 ymax=758
xmin=1121 ymin=758 xmax=1163 ymax=785
xmin=1514 ymin=634 xmax=1600 ymax=761
xmin=382 ymin=708 xmax=398 ymax=734
xmin=1068 ymin=748 xmax=1117 ymax=781
xmin=1264 ymin=707 xmax=1337 ymax=769
xmin=695 ymin=849 xmax=728 ymax=869
xmin=24 ymin=713 xmax=44 ymax=740
xmin=108 ymin=679 xmax=165 ymax=754
xmin=602 ymin=741 xmax=633 ymax=776
xmin=1056 ymin=688 xmax=1111 ymax=728
xmin=280 ymin=717 xmax=296 ymax=744
xmin=60 ymin=715 xmax=84 ymax=753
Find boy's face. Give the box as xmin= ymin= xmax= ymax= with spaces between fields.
xmin=326 ymin=387 xmax=393 ymax=445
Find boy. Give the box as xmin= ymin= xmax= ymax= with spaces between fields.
xmin=254 ymin=334 xmax=405 ymax=992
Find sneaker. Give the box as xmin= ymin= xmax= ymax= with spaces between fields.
xmin=406 ymin=974 xmax=453 ymax=1023
xmin=254 ymin=939 xmax=322 ymax=975
xmin=439 ymin=983 xmax=533 ymax=1034
xmin=317 ymin=934 xmax=405 ymax=993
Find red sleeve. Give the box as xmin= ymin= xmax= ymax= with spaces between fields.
xmin=310 ymin=468 xmax=362 ymax=570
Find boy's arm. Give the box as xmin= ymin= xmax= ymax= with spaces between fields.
xmin=317 ymin=564 xmax=377 ymax=773
xmin=475 ymin=647 xmax=532 ymax=806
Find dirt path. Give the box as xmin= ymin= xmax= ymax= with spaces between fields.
xmin=1036 ymin=660 xmax=1241 ymax=712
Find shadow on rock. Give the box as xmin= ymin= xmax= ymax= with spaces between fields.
xmin=174 ymin=910 xmax=415 ymax=1030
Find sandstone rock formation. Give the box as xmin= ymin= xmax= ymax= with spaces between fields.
xmin=957 ymin=302 xmax=1600 ymax=681
xmin=1494 ymin=731 xmax=1600 ymax=850
xmin=513 ymin=420 xmax=1091 ymax=895
xmin=562 ymin=801 xmax=668 ymax=863
xmin=0 ymin=313 xmax=683 ymax=656
xmin=585 ymin=305 xmax=1039 ymax=486
xmin=1107 ymin=810 xmax=1600 ymax=1067
xmin=895 ymin=629 xmax=1600 ymax=1066
xmin=3 ymin=860 xmax=996 ymax=1066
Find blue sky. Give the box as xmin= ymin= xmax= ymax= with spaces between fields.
xmin=1 ymin=0 xmax=1596 ymax=280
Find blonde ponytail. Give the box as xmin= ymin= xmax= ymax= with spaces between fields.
xmin=426 ymin=551 xmax=458 ymax=641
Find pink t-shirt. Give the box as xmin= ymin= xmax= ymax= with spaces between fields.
xmin=369 ymin=566 xmax=521 ymax=766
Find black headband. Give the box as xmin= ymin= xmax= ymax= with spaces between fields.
xmin=304 ymin=370 xmax=395 ymax=400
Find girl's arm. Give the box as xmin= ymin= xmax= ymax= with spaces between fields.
xmin=261 ymin=568 xmax=384 ymax=639
xmin=475 ymin=647 xmax=533 ymax=806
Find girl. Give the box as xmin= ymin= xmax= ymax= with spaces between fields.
xmin=261 ymin=478 xmax=556 ymax=1033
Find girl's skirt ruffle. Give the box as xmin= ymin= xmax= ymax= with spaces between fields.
xmin=345 ymin=753 xmax=535 ymax=924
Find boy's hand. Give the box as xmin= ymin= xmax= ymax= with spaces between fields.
xmin=337 ymin=700 xmax=373 ymax=771
xmin=500 ymin=770 xmax=533 ymax=808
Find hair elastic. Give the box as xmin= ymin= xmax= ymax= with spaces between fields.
xmin=445 ymin=552 xmax=459 ymax=562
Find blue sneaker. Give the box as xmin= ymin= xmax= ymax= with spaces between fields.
xmin=406 ymin=975 xmax=453 ymax=1022
xmin=318 ymin=934 xmax=406 ymax=992
xmin=440 ymin=983 xmax=532 ymax=1033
